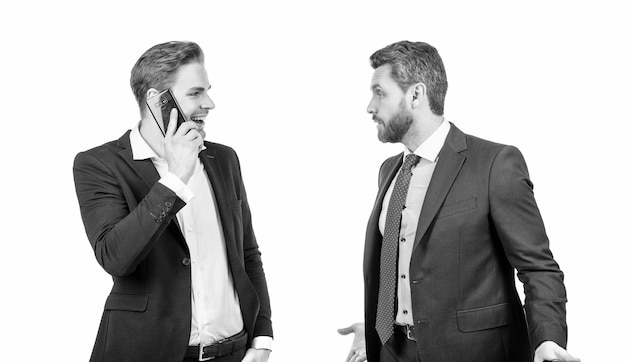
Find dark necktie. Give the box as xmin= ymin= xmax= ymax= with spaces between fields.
xmin=376 ymin=153 xmax=420 ymax=345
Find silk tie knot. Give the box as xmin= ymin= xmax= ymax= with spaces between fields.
xmin=403 ymin=153 xmax=420 ymax=170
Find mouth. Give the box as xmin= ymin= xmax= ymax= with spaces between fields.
xmin=190 ymin=114 xmax=207 ymax=123
xmin=190 ymin=114 xmax=207 ymax=129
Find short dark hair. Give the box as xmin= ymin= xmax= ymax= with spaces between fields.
xmin=130 ymin=41 xmax=204 ymax=114
xmin=370 ymin=41 xmax=447 ymax=115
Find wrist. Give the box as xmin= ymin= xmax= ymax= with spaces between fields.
xmin=250 ymin=336 xmax=273 ymax=351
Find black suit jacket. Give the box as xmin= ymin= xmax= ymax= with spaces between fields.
xmin=363 ymin=123 xmax=567 ymax=362
xmin=73 ymin=130 xmax=272 ymax=362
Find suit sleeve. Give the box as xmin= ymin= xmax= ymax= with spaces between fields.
xmin=73 ymin=151 xmax=185 ymax=277
xmin=233 ymin=152 xmax=273 ymax=339
xmin=488 ymin=145 xmax=567 ymax=349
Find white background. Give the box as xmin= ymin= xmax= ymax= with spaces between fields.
xmin=1 ymin=0 xmax=624 ymax=360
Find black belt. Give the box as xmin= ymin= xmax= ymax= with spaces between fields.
xmin=185 ymin=330 xmax=248 ymax=361
xmin=394 ymin=323 xmax=417 ymax=342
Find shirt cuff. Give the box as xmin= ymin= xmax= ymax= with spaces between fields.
xmin=251 ymin=336 xmax=273 ymax=351
xmin=158 ymin=172 xmax=194 ymax=203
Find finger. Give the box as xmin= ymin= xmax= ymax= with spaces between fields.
xmin=535 ymin=353 xmax=555 ymax=362
xmin=183 ymin=129 xmax=200 ymax=141
xmin=554 ymin=349 xmax=581 ymax=362
xmin=337 ymin=325 xmax=355 ymax=335
xmin=176 ymin=121 xmax=199 ymax=136
xmin=350 ymin=351 xmax=366 ymax=362
xmin=165 ymin=108 xmax=179 ymax=138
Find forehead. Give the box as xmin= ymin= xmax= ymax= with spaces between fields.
xmin=171 ymin=62 xmax=210 ymax=89
xmin=370 ymin=64 xmax=399 ymax=90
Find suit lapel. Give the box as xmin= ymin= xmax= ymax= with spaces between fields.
xmin=364 ymin=153 xmax=403 ymax=277
xmin=374 ymin=155 xmax=404 ymax=217
xmin=413 ymin=123 xmax=467 ymax=251
xmin=199 ymin=145 xmax=258 ymax=334
xmin=199 ymin=146 xmax=237 ymax=248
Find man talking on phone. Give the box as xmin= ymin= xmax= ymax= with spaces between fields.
xmin=73 ymin=41 xmax=273 ymax=362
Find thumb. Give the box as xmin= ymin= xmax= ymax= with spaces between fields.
xmin=337 ymin=325 xmax=355 ymax=335
xmin=555 ymin=349 xmax=581 ymax=362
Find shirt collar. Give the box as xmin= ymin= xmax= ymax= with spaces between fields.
xmin=404 ymin=118 xmax=451 ymax=163
xmin=130 ymin=124 xmax=160 ymax=161
xmin=130 ymin=123 xmax=207 ymax=161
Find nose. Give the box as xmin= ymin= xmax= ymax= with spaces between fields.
xmin=367 ymin=98 xmax=376 ymax=115
xmin=201 ymin=94 xmax=215 ymax=110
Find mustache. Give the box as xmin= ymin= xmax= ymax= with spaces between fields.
xmin=372 ymin=115 xmax=383 ymax=123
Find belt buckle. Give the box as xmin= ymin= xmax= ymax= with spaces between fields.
xmin=198 ymin=344 xmax=215 ymax=361
xmin=405 ymin=325 xmax=417 ymax=342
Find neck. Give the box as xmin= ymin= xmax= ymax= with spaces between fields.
xmin=402 ymin=113 xmax=444 ymax=152
xmin=139 ymin=117 xmax=165 ymax=158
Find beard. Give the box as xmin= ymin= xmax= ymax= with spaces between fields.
xmin=377 ymin=104 xmax=413 ymax=143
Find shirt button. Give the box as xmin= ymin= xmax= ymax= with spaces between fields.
xmin=401 ymin=274 xmax=406 ymax=279
xmin=400 ymin=238 xmax=406 ymax=243
xmin=181 ymin=257 xmax=191 ymax=266
xmin=403 ymin=310 xmax=408 ymax=315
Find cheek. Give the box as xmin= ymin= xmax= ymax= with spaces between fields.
xmin=179 ymin=100 xmax=197 ymax=117
xmin=378 ymin=104 xmax=394 ymax=120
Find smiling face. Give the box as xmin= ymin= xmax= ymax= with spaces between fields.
xmin=367 ymin=64 xmax=413 ymax=143
xmin=168 ymin=62 xmax=215 ymax=140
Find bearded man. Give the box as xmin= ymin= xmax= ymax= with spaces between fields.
xmin=338 ymin=41 xmax=579 ymax=362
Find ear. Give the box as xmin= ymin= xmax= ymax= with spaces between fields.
xmin=410 ymin=83 xmax=426 ymax=108
xmin=146 ymin=88 xmax=160 ymax=101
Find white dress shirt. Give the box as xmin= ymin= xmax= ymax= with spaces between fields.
xmin=130 ymin=126 xmax=272 ymax=350
xmin=379 ymin=119 xmax=451 ymax=326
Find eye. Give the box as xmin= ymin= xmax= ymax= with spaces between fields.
xmin=376 ymin=90 xmax=384 ymax=99
xmin=188 ymin=91 xmax=201 ymax=98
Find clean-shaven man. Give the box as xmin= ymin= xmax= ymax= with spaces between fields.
xmin=74 ymin=41 xmax=272 ymax=362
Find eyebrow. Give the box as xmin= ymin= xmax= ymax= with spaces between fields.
xmin=189 ymin=85 xmax=211 ymax=92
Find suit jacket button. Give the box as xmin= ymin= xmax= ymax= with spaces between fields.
xmin=165 ymin=201 xmax=173 ymax=207
xmin=181 ymin=257 xmax=191 ymax=266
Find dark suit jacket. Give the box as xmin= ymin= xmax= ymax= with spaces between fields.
xmin=73 ymin=130 xmax=272 ymax=362
xmin=363 ymin=123 xmax=567 ymax=362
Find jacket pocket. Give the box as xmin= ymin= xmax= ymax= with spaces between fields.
xmin=439 ymin=197 xmax=477 ymax=218
xmin=456 ymin=302 xmax=513 ymax=332
xmin=104 ymin=293 xmax=149 ymax=312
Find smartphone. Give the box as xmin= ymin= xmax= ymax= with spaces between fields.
xmin=146 ymin=89 xmax=187 ymax=136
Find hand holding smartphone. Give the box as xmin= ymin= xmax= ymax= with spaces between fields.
xmin=146 ymin=89 xmax=187 ymax=136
